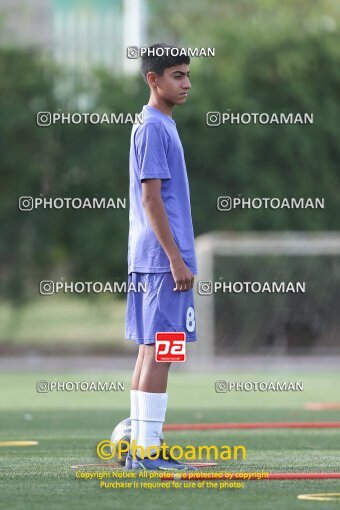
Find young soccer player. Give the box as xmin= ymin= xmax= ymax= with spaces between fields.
xmin=125 ymin=43 xmax=198 ymax=470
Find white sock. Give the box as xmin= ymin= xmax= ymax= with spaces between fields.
xmin=137 ymin=391 xmax=168 ymax=458
xmin=129 ymin=390 xmax=139 ymax=455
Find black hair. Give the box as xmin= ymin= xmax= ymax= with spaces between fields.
xmin=141 ymin=43 xmax=190 ymax=83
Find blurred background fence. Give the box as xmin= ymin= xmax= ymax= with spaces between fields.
xmin=0 ymin=0 xmax=340 ymax=355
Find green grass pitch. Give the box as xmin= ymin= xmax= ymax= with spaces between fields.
xmin=1 ymin=369 xmax=340 ymax=510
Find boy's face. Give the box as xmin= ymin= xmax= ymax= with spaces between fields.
xmin=148 ymin=63 xmax=191 ymax=105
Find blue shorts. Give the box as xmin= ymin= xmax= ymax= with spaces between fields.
xmin=125 ymin=272 xmax=197 ymax=345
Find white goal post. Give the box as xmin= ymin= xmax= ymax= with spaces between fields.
xmin=193 ymin=231 xmax=340 ymax=362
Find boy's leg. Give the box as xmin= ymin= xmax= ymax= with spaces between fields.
xmin=131 ymin=345 xmax=145 ymax=390
xmin=138 ymin=344 xmax=171 ymax=393
xmin=132 ymin=346 xmax=195 ymax=469
xmin=128 ymin=345 xmax=170 ymax=460
xmin=126 ymin=272 xmax=197 ymax=468
xmin=128 ymin=345 xmax=145 ymax=460
xmin=135 ymin=344 xmax=171 ymax=457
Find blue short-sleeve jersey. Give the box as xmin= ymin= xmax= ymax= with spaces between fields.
xmin=127 ymin=105 xmax=198 ymax=275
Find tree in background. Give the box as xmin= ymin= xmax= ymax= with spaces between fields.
xmin=1 ymin=0 xmax=340 ymax=302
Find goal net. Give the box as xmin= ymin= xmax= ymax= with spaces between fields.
xmin=193 ymin=232 xmax=340 ymax=361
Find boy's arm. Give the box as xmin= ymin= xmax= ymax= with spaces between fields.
xmin=142 ymin=178 xmax=194 ymax=291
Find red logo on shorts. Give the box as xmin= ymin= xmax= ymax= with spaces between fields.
xmin=155 ymin=332 xmax=186 ymax=362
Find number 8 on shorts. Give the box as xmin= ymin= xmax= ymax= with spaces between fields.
xmin=186 ymin=306 xmax=196 ymax=333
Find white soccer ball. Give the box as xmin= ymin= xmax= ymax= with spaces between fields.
xmin=110 ymin=418 xmax=164 ymax=465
